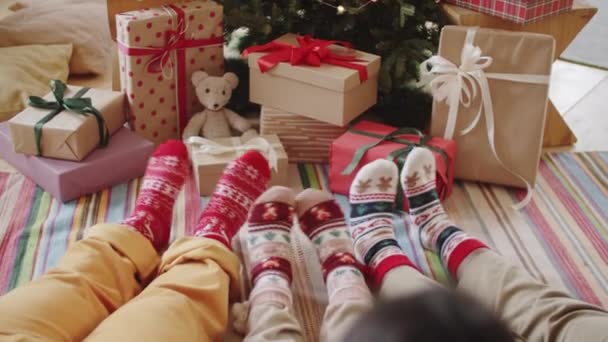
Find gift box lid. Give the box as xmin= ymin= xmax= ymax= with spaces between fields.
xmin=439 ymin=26 xmax=555 ymax=74
xmin=116 ymin=0 xmax=223 ymax=46
xmin=190 ymin=134 xmax=287 ymax=169
xmin=108 ymin=0 xmax=168 ymax=40
xmin=246 ymin=34 xmax=381 ymax=93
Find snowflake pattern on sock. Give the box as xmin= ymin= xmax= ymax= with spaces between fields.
xmin=123 ymin=141 xmax=189 ymax=251
xmin=194 ymin=151 xmax=270 ymax=248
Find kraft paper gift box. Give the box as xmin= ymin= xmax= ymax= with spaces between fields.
xmin=244 ymin=34 xmax=381 ymax=127
xmin=188 ymin=135 xmax=288 ymax=196
xmin=0 ymin=123 xmax=155 ymax=202
xmin=444 ymin=0 xmax=573 ymax=24
xmin=426 ymin=26 xmax=554 ymax=199
xmin=329 ymin=120 xmax=456 ymax=212
xmin=260 ymin=106 xmax=347 ymax=163
xmin=8 ymin=81 xmax=126 ymax=161
xmin=116 ymin=1 xmax=224 ymax=144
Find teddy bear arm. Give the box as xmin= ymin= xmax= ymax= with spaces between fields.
xmin=182 ymin=112 xmax=207 ymax=140
xmin=224 ymin=109 xmax=252 ymax=133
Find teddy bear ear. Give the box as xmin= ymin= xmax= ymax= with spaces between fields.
xmin=223 ymin=72 xmax=239 ymax=89
xmin=192 ymin=70 xmax=209 ymax=86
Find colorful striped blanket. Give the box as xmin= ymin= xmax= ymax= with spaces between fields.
xmin=0 ymin=152 xmax=606 ymax=341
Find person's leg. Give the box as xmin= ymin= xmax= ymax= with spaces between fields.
xmin=402 ymin=147 xmax=608 ymax=342
xmin=459 ymin=249 xmax=608 ymax=342
xmin=243 ymin=186 xmax=304 ymax=342
xmin=296 ymin=188 xmax=373 ymax=342
xmin=0 ymin=141 xmax=190 ymax=341
xmin=85 ymin=150 xmax=271 ymax=342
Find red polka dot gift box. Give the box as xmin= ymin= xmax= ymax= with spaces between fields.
xmin=116 ymin=1 xmax=224 ymax=144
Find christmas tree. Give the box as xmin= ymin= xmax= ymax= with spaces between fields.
xmin=220 ymin=0 xmax=444 ymax=129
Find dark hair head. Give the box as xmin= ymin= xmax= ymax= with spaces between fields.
xmin=344 ymin=287 xmax=514 ymax=342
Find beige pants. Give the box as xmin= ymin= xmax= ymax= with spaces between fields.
xmin=246 ymin=249 xmax=608 ymax=342
xmin=0 ymin=224 xmax=241 ymax=342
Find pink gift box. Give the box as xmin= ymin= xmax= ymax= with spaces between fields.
xmin=0 ymin=123 xmax=154 ymax=202
xmin=445 ymin=0 xmax=573 ymax=23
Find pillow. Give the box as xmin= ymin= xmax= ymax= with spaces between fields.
xmin=0 ymin=44 xmax=72 ymax=121
xmin=0 ymin=1 xmax=111 ymax=75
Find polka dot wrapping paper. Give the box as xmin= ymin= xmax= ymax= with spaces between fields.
xmin=116 ymin=1 xmax=224 ymax=144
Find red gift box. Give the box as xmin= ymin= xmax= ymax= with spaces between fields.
xmin=444 ymin=0 xmax=573 ymax=24
xmin=329 ymin=121 xmax=457 ymax=212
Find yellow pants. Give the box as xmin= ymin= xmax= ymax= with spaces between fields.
xmin=1 ymin=223 xmax=607 ymax=342
xmin=0 ymin=224 xmax=241 ymax=342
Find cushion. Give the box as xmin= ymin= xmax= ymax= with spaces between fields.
xmin=0 ymin=1 xmax=111 ymax=75
xmin=0 ymin=44 xmax=72 ymax=121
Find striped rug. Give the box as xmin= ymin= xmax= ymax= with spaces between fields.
xmin=0 ymin=152 xmax=606 ymax=340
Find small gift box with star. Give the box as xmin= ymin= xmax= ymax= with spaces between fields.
xmin=329 ymin=120 xmax=457 ymax=212
xmin=187 ymin=134 xmax=288 ymax=196
xmin=8 ymin=80 xmax=126 ymax=161
xmin=116 ymin=0 xmax=224 ymax=144
xmin=243 ymin=33 xmax=381 ymax=127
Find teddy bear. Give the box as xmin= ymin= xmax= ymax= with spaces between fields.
xmin=182 ymin=71 xmax=257 ymax=141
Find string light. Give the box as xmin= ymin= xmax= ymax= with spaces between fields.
xmin=316 ymin=0 xmax=378 ymax=15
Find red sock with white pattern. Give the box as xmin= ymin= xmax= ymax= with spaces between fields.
xmin=122 ymin=140 xmax=190 ymax=251
xmin=193 ymin=150 xmax=271 ymax=248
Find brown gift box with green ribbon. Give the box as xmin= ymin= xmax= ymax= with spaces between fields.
xmin=8 ymin=80 xmax=126 ymax=161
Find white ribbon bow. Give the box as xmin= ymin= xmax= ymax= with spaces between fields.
xmin=421 ymin=27 xmax=550 ymax=210
xmin=187 ymin=136 xmax=279 ymax=172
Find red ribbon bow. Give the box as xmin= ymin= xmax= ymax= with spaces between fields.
xmin=242 ymin=35 xmax=369 ymax=82
xmin=118 ymin=30 xmax=223 ymax=74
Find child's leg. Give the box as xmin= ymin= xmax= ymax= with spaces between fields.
xmin=378 ymin=265 xmax=440 ymax=299
xmin=244 ymin=186 xmax=304 ymax=342
xmin=458 ymin=249 xmax=608 ymax=342
xmin=402 ymin=147 xmax=608 ymax=342
xmin=85 ymin=151 xmax=271 ymax=342
xmin=296 ymin=189 xmax=373 ymax=342
xmin=0 ymin=141 xmax=189 ymax=341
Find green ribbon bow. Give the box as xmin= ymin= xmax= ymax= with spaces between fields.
xmin=27 ymin=80 xmax=110 ymax=156
xmin=341 ymin=126 xmax=451 ymax=205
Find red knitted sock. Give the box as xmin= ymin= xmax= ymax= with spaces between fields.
xmin=122 ymin=140 xmax=190 ymax=251
xmin=193 ymin=150 xmax=271 ymax=248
